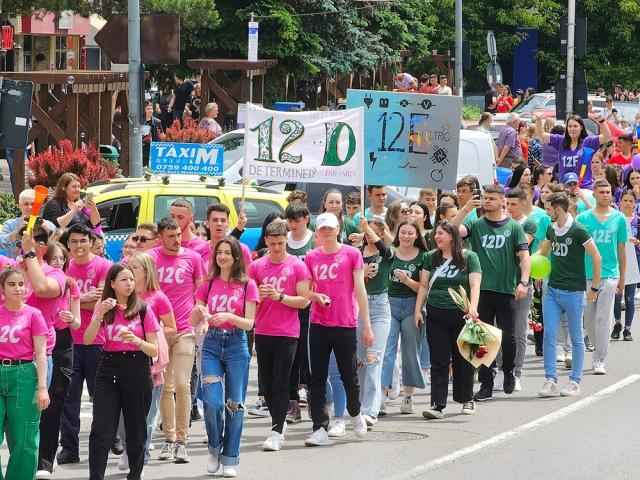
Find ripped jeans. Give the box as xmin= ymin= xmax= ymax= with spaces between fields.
xmin=200 ymin=327 xmax=250 ymax=467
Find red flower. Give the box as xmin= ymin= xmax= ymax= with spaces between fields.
xmin=475 ymin=345 xmax=488 ymax=359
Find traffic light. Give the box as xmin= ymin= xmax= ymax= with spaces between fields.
xmin=555 ymin=69 xmax=588 ymax=120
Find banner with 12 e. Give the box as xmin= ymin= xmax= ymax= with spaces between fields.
xmin=346 ymin=89 xmax=462 ymax=189
xmin=243 ymin=103 xmax=364 ymax=187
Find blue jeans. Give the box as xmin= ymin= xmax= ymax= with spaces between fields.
xmin=46 ymin=355 xmax=53 ymax=388
xmin=613 ymin=284 xmax=636 ymax=328
xmin=542 ymin=287 xmax=585 ymax=383
xmin=381 ymin=296 xmax=425 ymax=389
xmin=201 ymin=328 xmax=249 ymax=467
xmin=357 ymin=293 xmax=391 ymax=417
xmin=118 ymin=383 xmax=163 ymax=463
xmin=327 ymin=353 xmax=346 ymax=417
xmin=419 ymin=333 xmax=431 ymax=369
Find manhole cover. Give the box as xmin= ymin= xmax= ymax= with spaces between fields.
xmin=338 ymin=431 xmax=427 ymax=442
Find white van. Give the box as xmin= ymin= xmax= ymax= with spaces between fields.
xmin=395 ymin=128 xmax=496 ymax=199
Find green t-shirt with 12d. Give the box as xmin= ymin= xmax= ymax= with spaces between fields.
xmin=388 ymin=251 xmax=426 ymax=298
xmin=546 ymin=221 xmax=592 ymax=291
xmin=423 ymin=249 xmax=482 ymax=310
xmin=463 ymin=217 xmax=528 ymax=294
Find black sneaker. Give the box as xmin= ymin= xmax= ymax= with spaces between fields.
xmin=623 ymin=329 xmax=633 ymax=341
xmin=191 ymin=407 xmax=202 ymax=421
xmin=503 ymin=371 xmax=516 ymax=394
xmin=473 ymin=385 xmax=493 ymax=402
xmin=535 ymin=344 xmax=543 ymax=356
xmin=611 ymin=322 xmax=622 ymax=340
xmin=584 ymin=336 xmax=594 ymax=352
xmin=56 ymin=449 xmax=80 ymax=465
xmin=111 ymin=435 xmax=124 ymax=455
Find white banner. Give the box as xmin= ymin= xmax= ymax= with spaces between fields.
xmin=243 ymin=103 xmax=364 ymax=186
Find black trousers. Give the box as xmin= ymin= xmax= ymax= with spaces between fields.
xmin=255 ymin=334 xmax=297 ymax=434
xmin=477 ymin=290 xmax=516 ymax=387
xmin=89 ymin=351 xmax=152 ymax=480
xmin=309 ymin=324 xmax=361 ymax=431
xmin=426 ymin=306 xmax=474 ymax=407
xmin=289 ymin=307 xmax=311 ymax=400
xmin=247 ymin=329 xmax=265 ymax=397
xmin=38 ymin=328 xmax=74 ymax=472
xmin=190 ymin=350 xmax=198 ymax=413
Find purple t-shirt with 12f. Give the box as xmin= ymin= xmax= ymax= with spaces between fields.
xmin=550 ymin=134 xmax=601 ymax=190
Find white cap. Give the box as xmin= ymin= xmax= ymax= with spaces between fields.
xmin=315 ymin=212 xmax=339 ymax=230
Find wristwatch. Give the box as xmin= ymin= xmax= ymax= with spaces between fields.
xmin=598 ymin=118 xmax=605 ymax=124
xmin=278 ymin=293 xmax=285 ymax=303
xmin=590 ymin=286 xmax=600 ymax=292
xmin=519 ymin=280 xmax=528 ymax=287
xmin=24 ymin=251 xmax=36 ymax=259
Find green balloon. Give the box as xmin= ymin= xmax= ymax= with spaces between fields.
xmin=530 ymin=254 xmax=551 ymax=279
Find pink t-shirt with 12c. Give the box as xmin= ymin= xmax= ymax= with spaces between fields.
xmin=67 ymin=255 xmax=112 ymax=345
xmin=195 ymin=277 xmax=259 ymax=329
xmin=248 ymin=255 xmax=311 ymax=338
xmin=305 ymin=244 xmax=364 ymax=328
xmin=139 ymin=290 xmax=173 ymax=323
xmin=148 ymin=247 xmax=206 ymax=333
xmin=0 ymin=304 xmax=48 ymax=360
xmin=25 ymin=264 xmax=66 ymax=355
xmin=94 ymin=303 xmax=161 ymax=352
xmin=182 ymin=236 xmax=211 ymax=257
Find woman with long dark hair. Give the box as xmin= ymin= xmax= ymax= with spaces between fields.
xmin=536 ymin=113 xmax=611 ymax=190
xmin=380 ymin=219 xmax=427 ymax=415
xmin=84 ymin=263 xmax=159 ymax=480
xmin=416 ymin=221 xmax=481 ymax=418
xmin=190 ymin=236 xmax=258 ymax=477
xmin=507 ymin=164 xmax=532 ymax=190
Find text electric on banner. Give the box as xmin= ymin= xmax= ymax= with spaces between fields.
xmin=243 ymin=103 xmax=364 ymax=187
xmin=346 ymin=89 xmax=462 ymax=189
xmin=149 ymin=142 xmax=224 ymax=176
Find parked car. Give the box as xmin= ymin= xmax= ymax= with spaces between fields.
xmin=85 ymin=176 xmax=287 ymax=260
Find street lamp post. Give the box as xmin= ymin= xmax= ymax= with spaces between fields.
xmin=454 ymin=0 xmax=463 ymax=96
xmin=565 ymin=0 xmax=575 ymax=116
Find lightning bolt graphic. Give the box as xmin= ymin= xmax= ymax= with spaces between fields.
xmin=369 ymin=151 xmax=378 ymax=169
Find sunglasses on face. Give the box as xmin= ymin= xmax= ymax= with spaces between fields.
xmin=132 ymin=235 xmax=156 ymax=243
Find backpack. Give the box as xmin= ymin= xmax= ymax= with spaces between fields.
xmin=139 ymin=302 xmax=170 ymax=387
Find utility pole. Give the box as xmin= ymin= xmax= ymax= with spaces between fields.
xmin=565 ymin=0 xmax=575 ymax=116
xmin=454 ymin=0 xmax=463 ymax=96
xmin=248 ymin=12 xmax=258 ymax=103
xmin=128 ymin=0 xmax=142 ymax=177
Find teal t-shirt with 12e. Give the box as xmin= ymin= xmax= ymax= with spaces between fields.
xmin=576 ymin=209 xmax=628 ymax=280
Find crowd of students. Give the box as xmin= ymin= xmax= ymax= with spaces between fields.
xmin=0 ymin=113 xmax=636 ymax=478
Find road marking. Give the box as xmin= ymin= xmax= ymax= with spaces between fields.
xmin=389 ymin=374 xmax=640 ymax=480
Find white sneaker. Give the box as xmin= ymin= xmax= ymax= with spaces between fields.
xmin=118 ymin=452 xmax=129 ymax=471
xmin=422 ymin=369 xmax=431 ymax=385
xmin=362 ymin=413 xmax=378 ymax=426
xmin=493 ymin=371 xmax=504 ymax=391
xmin=222 ymin=465 xmax=237 ymax=477
xmin=399 ymin=396 xmax=414 ymax=414
xmin=538 ymin=378 xmax=558 ymax=397
xmin=560 ymin=380 xmax=581 ymax=396
xmin=351 ymin=413 xmax=368 ymax=437
xmin=593 ymin=360 xmax=606 ymax=375
xmin=206 ymin=454 xmax=220 ymax=474
xmin=327 ymin=419 xmax=346 ymax=437
xmin=388 ymin=383 xmax=400 ymax=400
xmin=556 ymin=351 xmax=566 ymax=363
xmin=514 ymin=376 xmax=522 ymax=392
xmin=35 ymin=471 xmax=51 ymax=480
xmin=564 ymin=351 xmax=572 ymax=369
xmin=262 ymin=430 xmax=284 ymax=451
xmin=304 ymin=427 xmax=330 ymax=447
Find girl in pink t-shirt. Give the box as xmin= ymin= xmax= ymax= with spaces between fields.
xmin=0 ymin=268 xmax=50 ymax=479
xmin=38 ymin=241 xmax=82 ymax=476
xmin=190 ymin=236 xmax=257 ymax=476
xmin=84 ymin=263 xmax=159 ymax=480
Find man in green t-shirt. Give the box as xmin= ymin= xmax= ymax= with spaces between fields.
xmin=454 ymin=184 xmax=531 ymax=401
xmin=285 ymin=202 xmax=316 ymax=421
xmin=576 ymin=179 xmax=627 ymax=375
xmin=536 ymin=193 xmax=602 ymax=397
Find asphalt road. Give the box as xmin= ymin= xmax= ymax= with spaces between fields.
xmin=4 ymin=331 xmax=635 ymax=480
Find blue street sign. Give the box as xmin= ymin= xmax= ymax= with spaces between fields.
xmin=150 ymin=142 xmax=224 ymax=176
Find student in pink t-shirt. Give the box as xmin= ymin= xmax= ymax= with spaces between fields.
xmin=122 ymin=252 xmax=176 ymax=466
xmin=190 ymin=236 xmax=257 ymax=477
xmin=58 ymin=224 xmax=113 ymax=465
xmin=0 ymin=268 xmax=50 ymax=480
xmin=37 ymin=240 xmax=82 ymax=476
xmin=84 ymin=263 xmax=159 ymax=480
xmin=149 ymin=217 xmax=205 ymax=463
xmin=303 ymin=212 xmax=373 ymax=447
xmin=247 ymin=220 xmax=311 ymax=452
xmin=170 ymin=198 xmax=211 ymax=257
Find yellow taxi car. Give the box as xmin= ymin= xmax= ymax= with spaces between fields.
xmin=85 ymin=175 xmax=287 ymax=260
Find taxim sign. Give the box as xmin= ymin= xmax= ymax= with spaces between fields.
xmin=243 ymin=103 xmax=364 ymax=187
xmin=346 ymin=89 xmax=462 ymax=189
xmin=149 ymin=142 xmax=223 ymax=176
